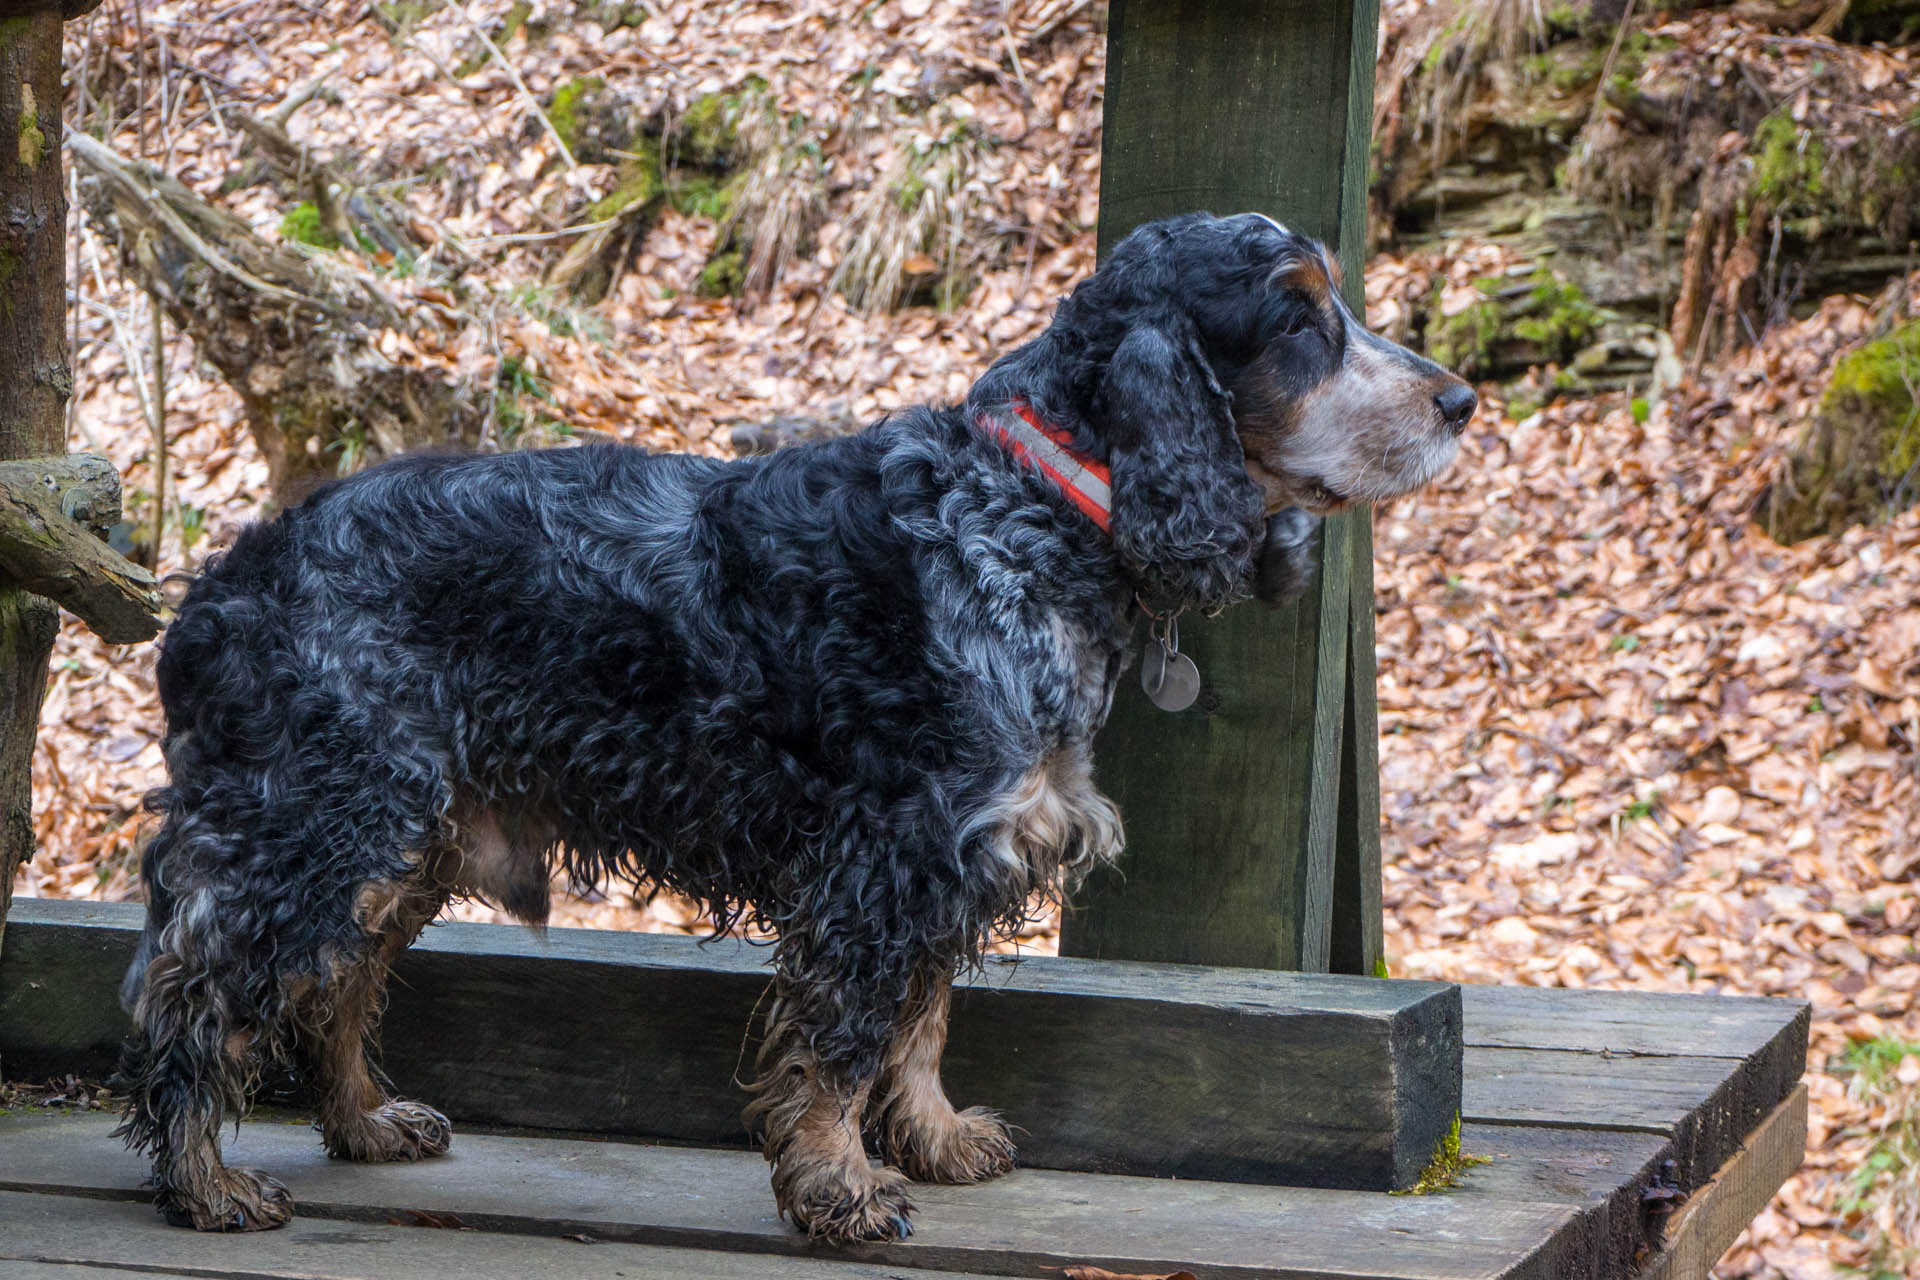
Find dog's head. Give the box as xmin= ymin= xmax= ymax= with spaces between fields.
xmin=971 ymin=212 xmax=1472 ymax=612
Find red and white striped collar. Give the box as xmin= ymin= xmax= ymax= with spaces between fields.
xmin=974 ymin=401 xmax=1112 ymax=534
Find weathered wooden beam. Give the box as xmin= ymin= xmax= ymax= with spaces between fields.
xmin=1635 ymin=1086 xmax=1809 ymax=1280
xmin=0 ymin=456 xmax=160 ymax=644
xmin=1062 ymin=0 xmax=1384 ymax=971
xmin=0 ymin=981 xmax=1811 ymax=1280
xmin=0 ymin=898 xmax=1464 ymax=1192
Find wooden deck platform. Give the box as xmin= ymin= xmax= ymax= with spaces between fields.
xmin=0 ymin=979 xmax=1806 ymax=1280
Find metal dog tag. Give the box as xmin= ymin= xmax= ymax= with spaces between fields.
xmin=1141 ymin=613 xmax=1201 ymax=712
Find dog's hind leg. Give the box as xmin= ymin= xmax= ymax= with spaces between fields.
xmin=297 ymin=876 xmax=451 ymax=1163
xmin=116 ymin=827 xmax=294 ymax=1232
xmin=873 ymin=962 xmax=1015 ymax=1185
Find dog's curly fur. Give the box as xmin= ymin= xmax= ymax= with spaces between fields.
xmin=115 ymin=213 xmax=1472 ymax=1241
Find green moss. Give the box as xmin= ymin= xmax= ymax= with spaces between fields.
xmin=1752 ymin=113 xmax=1826 ymax=212
xmin=1372 ymin=956 xmax=1391 ymax=979
xmin=370 ymin=1 xmax=439 ymax=36
xmin=17 ymin=82 xmax=43 ymax=168
xmin=695 ymin=249 xmax=745 ymax=297
xmin=1394 ymin=1116 xmax=1491 ymax=1195
xmin=668 ymin=172 xmax=734 ymax=220
xmin=676 ymin=77 xmax=768 ymax=168
xmin=548 ymin=75 xmax=605 ymax=157
xmin=1510 ymin=268 xmax=1603 ymax=363
xmin=588 ymin=137 xmax=662 ymax=221
xmin=279 ymin=201 xmax=339 ymax=249
xmin=1823 ymin=319 xmax=1920 ymax=481
xmin=1425 ymin=285 xmax=1502 ymax=379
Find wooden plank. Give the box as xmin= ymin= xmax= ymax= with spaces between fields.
xmin=1060 ymin=0 xmax=1383 ymax=972
xmin=1635 ymin=1085 xmax=1808 ymax=1280
xmin=1330 ymin=512 xmax=1385 ymax=977
xmin=1457 ymin=1123 xmax=1675 ymax=1280
xmin=1462 ymin=985 xmax=1810 ymax=1065
xmin=1467 ymin=1041 xmax=1800 ymax=1190
xmin=0 ymin=1189 xmax=1012 ymax=1280
xmin=0 ymin=898 xmax=1463 ymax=1192
xmin=0 ymin=1111 xmax=1604 ymax=1280
xmin=0 ymin=1111 xmax=1799 ymax=1280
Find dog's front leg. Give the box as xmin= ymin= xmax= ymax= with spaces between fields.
xmin=874 ymin=962 xmax=1015 ymax=1184
xmin=747 ymin=991 xmax=915 ymax=1242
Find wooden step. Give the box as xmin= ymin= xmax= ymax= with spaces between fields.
xmin=0 ymin=897 xmax=1462 ymax=1191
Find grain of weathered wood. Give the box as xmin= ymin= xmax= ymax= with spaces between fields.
xmin=0 ymin=1112 xmax=1597 ymax=1280
xmin=1457 ymin=1122 xmax=1675 ymax=1279
xmin=0 ymin=1189 xmax=1011 ymax=1280
xmin=1635 ymin=1086 xmax=1808 ymax=1280
xmin=1466 ymin=1041 xmax=1798 ymax=1188
xmin=1463 ymin=984 xmax=1811 ymax=1065
xmin=1330 ymin=513 xmax=1385 ymax=977
xmin=1061 ymin=0 xmax=1382 ymax=973
xmin=0 ymin=931 xmax=1811 ymax=1280
xmin=0 ymin=899 xmax=1462 ymax=1191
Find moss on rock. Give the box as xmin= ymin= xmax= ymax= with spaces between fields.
xmin=1751 ymin=113 xmax=1825 ymax=215
xmin=548 ymin=75 xmax=605 ymax=158
xmin=695 ymin=250 xmax=745 ymax=298
xmin=1425 ymin=284 xmax=1503 ymax=378
xmin=587 ymin=137 xmax=662 ymax=222
xmin=279 ymin=201 xmax=340 ymax=249
xmin=1763 ymin=319 xmax=1920 ymax=543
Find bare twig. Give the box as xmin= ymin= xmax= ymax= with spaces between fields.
xmin=146 ymin=295 xmax=166 ymax=569
xmin=1582 ymin=0 xmax=1640 ymax=137
xmin=447 ymin=2 xmax=578 ymax=171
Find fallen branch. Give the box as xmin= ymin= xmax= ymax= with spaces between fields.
xmin=0 ymin=456 xmax=160 ymax=645
xmin=70 ymin=128 xmax=486 ymax=504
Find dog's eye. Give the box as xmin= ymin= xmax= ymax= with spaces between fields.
xmin=1277 ymin=312 xmax=1318 ymax=339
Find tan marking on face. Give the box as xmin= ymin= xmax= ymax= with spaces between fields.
xmin=1277 ymin=253 xmax=1335 ymax=311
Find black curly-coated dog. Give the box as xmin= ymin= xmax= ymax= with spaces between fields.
xmin=116 ymin=212 xmax=1473 ymax=1242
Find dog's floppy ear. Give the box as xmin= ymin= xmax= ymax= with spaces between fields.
xmin=1099 ymin=319 xmax=1266 ymax=613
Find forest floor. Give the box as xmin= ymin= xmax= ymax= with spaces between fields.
xmin=14 ymin=2 xmax=1920 ymax=1276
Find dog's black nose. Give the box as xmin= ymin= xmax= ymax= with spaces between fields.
xmin=1435 ymin=382 xmax=1477 ymax=434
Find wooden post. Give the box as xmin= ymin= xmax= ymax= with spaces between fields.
xmin=0 ymin=0 xmax=109 ymax=958
xmin=1060 ymin=0 xmax=1384 ymax=974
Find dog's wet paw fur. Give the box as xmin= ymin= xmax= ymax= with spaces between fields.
xmin=889 ymin=1105 xmax=1017 ymax=1185
xmin=780 ymin=1158 xmax=917 ymax=1243
xmin=160 ymin=1167 xmax=295 ymax=1232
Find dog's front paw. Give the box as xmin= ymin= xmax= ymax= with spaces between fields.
xmin=890 ymin=1105 xmax=1016 ymax=1185
xmin=778 ymin=1157 xmax=916 ymax=1243
xmin=160 ymin=1167 xmax=294 ymax=1232
xmin=1253 ymin=508 xmax=1322 ymax=607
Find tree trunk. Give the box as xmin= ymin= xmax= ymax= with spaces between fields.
xmin=0 ymin=10 xmax=69 ymax=956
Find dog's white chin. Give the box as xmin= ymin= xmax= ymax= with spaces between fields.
xmin=1253 ymin=430 xmax=1461 ymax=512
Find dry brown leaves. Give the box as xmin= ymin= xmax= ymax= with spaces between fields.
xmin=1371 ymin=265 xmax=1920 ymax=1277
xmin=18 ymin=5 xmax=1920 ymax=1278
